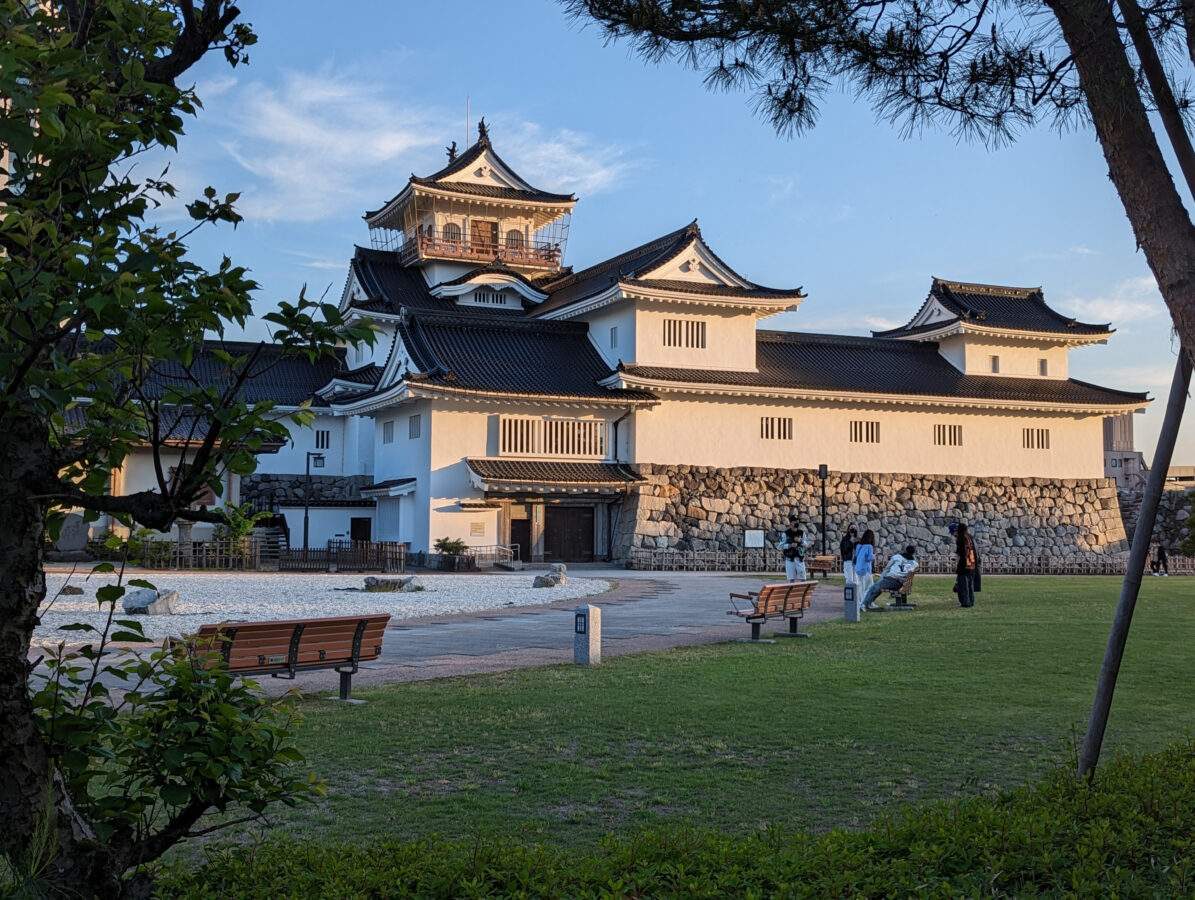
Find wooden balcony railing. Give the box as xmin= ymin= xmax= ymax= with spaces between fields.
xmin=399 ymin=233 xmax=562 ymax=269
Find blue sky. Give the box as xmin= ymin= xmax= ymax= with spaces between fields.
xmin=162 ymin=0 xmax=1191 ymax=465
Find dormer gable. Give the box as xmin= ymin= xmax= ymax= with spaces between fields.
xmin=428 ymin=263 xmax=549 ymax=311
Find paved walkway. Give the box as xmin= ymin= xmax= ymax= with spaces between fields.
xmin=281 ymin=567 xmax=848 ymax=696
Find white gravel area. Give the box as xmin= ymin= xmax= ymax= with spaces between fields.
xmin=35 ymin=571 xmax=610 ymax=647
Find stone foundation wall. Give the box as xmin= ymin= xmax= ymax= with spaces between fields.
xmin=614 ymin=465 xmax=1127 ymax=560
xmin=241 ymin=474 xmax=372 ymax=508
xmin=1118 ymin=487 xmax=1194 ymax=549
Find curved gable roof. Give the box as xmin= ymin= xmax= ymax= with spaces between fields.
xmin=364 ymin=131 xmax=575 ymax=220
xmin=875 ymin=278 xmax=1112 ymax=339
xmin=396 ymin=310 xmax=649 ymax=400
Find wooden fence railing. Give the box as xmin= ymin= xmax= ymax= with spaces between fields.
xmin=627 ymin=548 xmax=1194 ymax=576
xmin=139 ymin=538 xmax=261 ymax=571
xmin=278 ymin=540 xmax=406 ymax=573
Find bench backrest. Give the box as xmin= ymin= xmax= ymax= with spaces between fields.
xmin=194 ymin=614 xmax=391 ymax=672
xmin=809 ymin=555 xmax=836 ymax=569
xmin=752 ymin=581 xmax=816 ymax=616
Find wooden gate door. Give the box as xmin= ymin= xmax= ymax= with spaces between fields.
xmin=544 ymin=506 xmax=594 ymax=562
xmin=510 ymin=518 xmax=531 ymax=564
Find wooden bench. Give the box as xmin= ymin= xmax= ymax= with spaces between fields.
xmin=727 ymin=581 xmax=817 ymax=641
xmin=808 ymin=555 xmax=837 ymax=578
xmin=885 ymin=572 xmax=916 ymax=611
xmin=192 ymin=614 xmax=391 ymax=701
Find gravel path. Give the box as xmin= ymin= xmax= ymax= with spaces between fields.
xmin=35 ymin=571 xmax=610 ymax=647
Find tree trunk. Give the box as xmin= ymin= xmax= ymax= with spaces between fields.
xmin=1048 ymin=0 xmax=1195 ymax=362
xmin=0 ymin=407 xmax=120 ymax=895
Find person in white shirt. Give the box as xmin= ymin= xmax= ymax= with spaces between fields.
xmin=778 ymin=515 xmax=808 ymax=581
xmin=862 ymin=544 xmax=919 ymax=610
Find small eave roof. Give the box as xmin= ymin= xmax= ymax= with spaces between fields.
xmin=875 ymin=278 xmax=1112 ymax=339
xmin=467 ymin=458 xmax=642 ymax=490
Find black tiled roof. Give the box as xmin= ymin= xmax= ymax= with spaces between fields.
xmin=350 ymin=246 xmax=444 ymax=313
xmin=363 ymin=477 xmax=417 ymax=492
xmin=333 ymin=365 xmax=382 ymax=386
xmin=123 ymin=340 xmax=341 ymax=408
xmin=534 ymin=223 xmax=699 ymax=315
xmin=364 ymin=134 xmax=575 ymax=219
xmin=408 ymin=181 xmax=575 ymax=204
xmin=620 ymin=278 xmax=804 ymax=300
xmin=397 ymin=310 xmax=653 ymax=400
xmin=875 ymin=278 xmax=1112 ymax=338
xmin=619 ymin=331 xmax=1148 ymax=407
xmin=534 ymin=222 xmax=803 ymax=317
xmin=467 ymin=459 xmax=642 ymax=486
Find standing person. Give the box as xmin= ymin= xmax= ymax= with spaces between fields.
xmin=779 ymin=514 xmax=808 ymax=582
xmin=853 ymin=529 xmax=876 ymax=612
xmin=840 ymin=525 xmax=858 ymax=593
xmin=1149 ymin=540 xmax=1161 ymax=575
xmin=862 ymin=544 xmax=919 ymax=610
xmin=1155 ymin=539 xmax=1170 ymax=576
xmin=954 ymin=522 xmax=978 ymax=607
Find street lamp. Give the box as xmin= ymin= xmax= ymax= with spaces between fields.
xmin=303 ymin=451 xmax=325 ymax=551
xmin=817 ymin=464 xmax=828 ymax=555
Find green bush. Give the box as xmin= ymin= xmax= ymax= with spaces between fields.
xmin=158 ymin=740 xmax=1195 ymax=897
xmin=433 ymin=536 xmax=468 ymax=556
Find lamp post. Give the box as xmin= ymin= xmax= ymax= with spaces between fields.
xmin=817 ymin=464 xmax=828 ymax=555
xmin=303 ymin=451 xmax=325 ymax=551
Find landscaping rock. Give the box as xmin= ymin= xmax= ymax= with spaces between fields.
xmin=59 ymin=585 xmax=84 ymax=596
xmin=121 ymin=588 xmax=178 ymax=615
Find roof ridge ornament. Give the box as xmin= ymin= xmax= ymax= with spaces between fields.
xmin=477 ymin=117 xmax=490 ymax=145
xmin=446 ymin=141 xmax=457 ymax=162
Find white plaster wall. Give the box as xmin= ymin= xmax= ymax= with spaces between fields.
xmin=584 ymin=305 xmax=638 ymax=369
xmin=630 ymin=395 xmax=1107 ymax=478
xmin=255 ymin=413 xmax=347 ymax=476
xmin=962 ymin=338 xmax=1071 ymax=378
xmin=102 ymin=449 xmax=240 ymax=539
xmin=373 ymin=399 xmax=432 ymax=549
xmin=428 ymin=405 xmax=499 ymax=548
xmin=278 ymin=506 xmax=370 ymax=548
xmin=633 ymin=304 xmax=758 ymax=371
xmin=936 ymin=335 xmax=967 ymax=372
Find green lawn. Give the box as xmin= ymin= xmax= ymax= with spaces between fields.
xmin=178 ymin=575 xmax=1193 ymax=859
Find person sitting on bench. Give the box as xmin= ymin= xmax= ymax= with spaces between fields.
xmin=862 ymin=544 xmax=919 ymax=611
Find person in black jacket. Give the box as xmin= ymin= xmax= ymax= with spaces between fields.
xmin=840 ymin=525 xmax=858 ymax=592
xmin=954 ymin=523 xmax=978 ymax=608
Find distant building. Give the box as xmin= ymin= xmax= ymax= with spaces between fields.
xmin=1103 ymin=413 xmax=1147 ymax=489
xmin=237 ymin=125 xmax=1149 ymax=560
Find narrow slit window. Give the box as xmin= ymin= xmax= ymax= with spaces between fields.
xmin=850 ymin=420 xmax=881 ymax=443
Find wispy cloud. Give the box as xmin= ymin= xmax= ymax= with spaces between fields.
xmin=761 ymin=175 xmax=798 ymax=204
xmin=161 ymin=69 xmax=638 ymax=225
xmin=216 ymin=68 xmax=446 ymax=222
xmin=282 ymin=249 xmax=351 ymax=270
xmin=499 ymin=122 xmax=636 ymax=196
xmin=1056 ymin=275 xmax=1163 ymax=325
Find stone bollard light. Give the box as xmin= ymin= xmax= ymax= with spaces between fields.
xmin=574 ymin=604 xmax=601 ymax=665
xmin=843 ymin=583 xmax=860 ymax=623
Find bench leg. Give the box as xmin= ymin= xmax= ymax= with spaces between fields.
xmin=735 ymin=621 xmax=776 ymax=643
xmin=775 ymin=615 xmax=811 ymax=638
xmin=339 ymin=670 xmax=352 ymax=701
xmin=885 ymin=594 xmax=918 ymax=611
